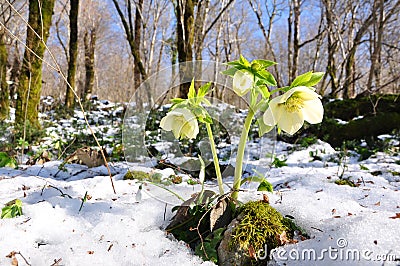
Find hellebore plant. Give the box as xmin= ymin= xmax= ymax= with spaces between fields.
xmin=160 ymin=80 xmax=225 ymax=195
xmin=160 ymin=55 xmax=324 ymax=200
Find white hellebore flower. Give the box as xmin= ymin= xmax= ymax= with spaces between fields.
xmin=233 ymin=70 xmax=254 ymax=96
xmin=263 ymin=86 xmax=323 ymax=135
xmin=160 ymin=108 xmax=199 ymax=139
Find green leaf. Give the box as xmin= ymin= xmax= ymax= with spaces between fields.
xmin=221 ymin=67 xmax=239 ymax=77
xmin=257 ymin=179 xmax=273 ymax=192
xmin=1 ymin=199 xmax=23 ymax=219
xmin=302 ymin=72 xmax=325 ymax=87
xmin=251 ymin=59 xmax=277 ymax=69
xmin=170 ymin=98 xmax=186 ymax=104
xmin=225 ymin=59 xmax=242 ymax=67
xmin=271 ymin=157 xmax=287 ymax=168
xmin=197 ymin=82 xmax=211 ymax=98
xmin=239 ymin=54 xmax=251 ymax=67
xmin=188 ymin=79 xmax=196 ymax=100
xmin=257 ymin=117 xmax=274 ymax=137
xmin=201 ymin=98 xmax=212 ymax=106
xmin=170 ymin=102 xmax=187 ymax=110
xmin=258 ymin=85 xmax=270 ymax=99
xmin=290 ymin=71 xmax=312 ymax=88
xmin=0 ymin=152 xmax=17 ymax=168
xmin=195 ymin=227 xmax=225 ymax=263
xmin=255 ymin=70 xmax=277 ymax=86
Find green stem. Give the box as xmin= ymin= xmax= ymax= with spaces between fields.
xmin=205 ymin=123 xmax=224 ymax=195
xmin=232 ymin=108 xmax=255 ymax=200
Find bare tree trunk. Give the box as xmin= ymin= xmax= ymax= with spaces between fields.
xmin=16 ymin=0 xmax=56 ymax=130
xmin=83 ymin=30 xmax=95 ymax=101
xmin=176 ymin=0 xmax=195 ymax=98
xmin=343 ymin=12 xmax=374 ymax=99
xmin=367 ymin=0 xmax=384 ymax=93
xmin=134 ymin=0 xmax=144 ymax=107
xmin=287 ymin=0 xmax=293 ymax=81
xmin=291 ymin=0 xmax=300 ymax=81
xmin=112 ymin=0 xmax=150 ymax=106
xmin=322 ymin=0 xmax=339 ymax=97
xmin=65 ymin=0 xmax=79 ymax=108
xmin=112 ymin=0 xmax=147 ymax=81
xmin=9 ymin=51 xmax=20 ymax=108
xmin=0 ymin=32 xmax=8 ymax=121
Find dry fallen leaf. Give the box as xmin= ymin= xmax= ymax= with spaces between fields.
xmin=11 ymin=256 xmax=18 ymax=266
xmin=6 ymin=252 xmax=18 ymax=266
xmin=374 ymin=201 xmax=381 ymax=206
xmin=248 ymin=244 xmax=257 ymax=259
xmin=389 ymin=213 xmax=400 ymax=219
xmin=262 ymin=194 xmax=269 ymax=203
xmin=277 ymin=231 xmax=290 ymax=245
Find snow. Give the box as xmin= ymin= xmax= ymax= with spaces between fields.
xmin=1 ymin=139 xmax=399 ymax=265
xmin=1 ymin=98 xmax=399 ymax=265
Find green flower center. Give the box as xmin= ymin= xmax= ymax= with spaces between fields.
xmin=284 ymin=95 xmax=304 ymax=113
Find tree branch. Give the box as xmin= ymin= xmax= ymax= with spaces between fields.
xmin=202 ymin=0 xmax=235 ymax=41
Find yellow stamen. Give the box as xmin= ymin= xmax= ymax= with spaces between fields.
xmin=284 ymin=95 xmax=304 ymax=113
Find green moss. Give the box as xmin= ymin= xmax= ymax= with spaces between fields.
xmin=230 ymin=201 xmax=290 ymax=255
xmin=335 ymin=179 xmax=356 ymax=187
xmin=123 ymin=170 xmax=150 ymax=180
xmin=123 ymin=170 xmax=174 ymax=185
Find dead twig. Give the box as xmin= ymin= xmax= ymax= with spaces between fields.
xmin=50 ymin=258 xmax=62 ymax=266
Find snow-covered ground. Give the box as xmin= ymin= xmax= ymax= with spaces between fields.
xmin=1 ymin=98 xmax=399 ymax=265
xmin=1 ymin=139 xmax=399 ymax=265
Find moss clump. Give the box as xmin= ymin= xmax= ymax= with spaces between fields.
xmin=123 ymin=170 xmax=175 ymax=185
xmin=230 ymin=201 xmax=290 ymax=256
xmin=123 ymin=170 xmax=151 ymax=180
xmin=335 ymin=179 xmax=357 ymax=187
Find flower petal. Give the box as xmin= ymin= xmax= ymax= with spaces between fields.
xmin=233 ymin=70 xmax=253 ymax=96
xmin=295 ymin=86 xmax=320 ymax=101
xmin=160 ymin=108 xmax=199 ymax=139
xmin=263 ymin=106 xmax=276 ymax=126
xmin=160 ymin=115 xmax=174 ymax=131
xmin=278 ymin=111 xmax=304 ymax=135
xmin=302 ymin=99 xmax=324 ymax=124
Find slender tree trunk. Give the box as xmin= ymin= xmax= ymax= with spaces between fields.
xmin=291 ymin=0 xmax=300 ymax=81
xmin=323 ymin=0 xmax=339 ymax=97
xmin=112 ymin=0 xmax=149 ymax=106
xmin=65 ymin=0 xmax=79 ymax=108
xmin=176 ymin=0 xmax=195 ymax=98
xmin=16 ymin=0 xmax=56 ymax=130
xmin=83 ymin=30 xmax=95 ymax=101
xmin=343 ymin=14 xmax=374 ymax=99
xmin=287 ymin=0 xmax=293 ymax=81
xmin=9 ymin=52 xmax=20 ymax=108
xmin=0 ymin=33 xmax=8 ymax=121
xmin=367 ymin=0 xmax=384 ymax=92
xmin=134 ymin=0 xmax=144 ymax=107
xmin=112 ymin=0 xmax=147 ymax=81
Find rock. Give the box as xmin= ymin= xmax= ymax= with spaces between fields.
xmin=217 ymin=214 xmax=252 ymax=266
